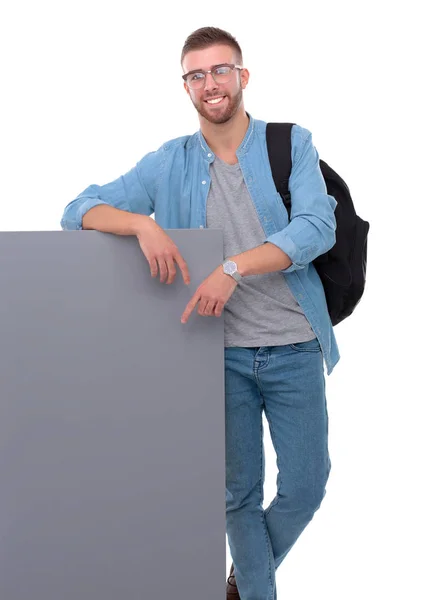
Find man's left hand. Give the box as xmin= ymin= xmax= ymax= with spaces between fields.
xmin=181 ymin=266 xmax=238 ymax=324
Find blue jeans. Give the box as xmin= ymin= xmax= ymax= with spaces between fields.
xmin=225 ymin=338 xmax=331 ymax=600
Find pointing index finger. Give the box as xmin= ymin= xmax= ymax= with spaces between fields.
xmin=181 ymin=293 xmax=200 ymax=324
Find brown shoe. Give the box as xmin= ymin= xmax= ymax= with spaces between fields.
xmin=226 ymin=563 xmax=240 ymax=599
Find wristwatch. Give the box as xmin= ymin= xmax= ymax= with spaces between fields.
xmin=222 ymin=260 xmax=242 ymax=283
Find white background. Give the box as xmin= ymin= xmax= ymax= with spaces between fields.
xmin=1 ymin=1 xmax=420 ymax=598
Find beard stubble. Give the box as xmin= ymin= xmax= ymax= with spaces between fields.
xmin=193 ymin=87 xmax=243 ymax=125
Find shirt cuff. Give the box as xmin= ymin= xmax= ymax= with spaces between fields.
xmin=264 ymin=235 xmax=306 ymax=273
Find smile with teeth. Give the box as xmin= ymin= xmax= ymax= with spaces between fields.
xmin=205 ymin=96 xmax=226 ymax=105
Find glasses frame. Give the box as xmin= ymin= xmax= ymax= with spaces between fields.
xmin=182 ymin=63 xmax=243 ymax=89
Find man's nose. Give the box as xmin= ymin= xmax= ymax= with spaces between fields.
xmin=203 ymin=72 xmax=218 ymax=92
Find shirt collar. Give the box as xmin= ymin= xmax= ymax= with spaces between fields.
xmin=198 ymin=112 xmax=255 ymax=162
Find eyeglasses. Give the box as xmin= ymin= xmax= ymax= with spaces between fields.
xmin=182 ymin=63 xmax=243 ymax=89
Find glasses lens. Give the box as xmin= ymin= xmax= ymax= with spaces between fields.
xmin=187 ymin=72 xmax=205 ymax=89
xmin=213 ymin=66 xmax=233 ymax=83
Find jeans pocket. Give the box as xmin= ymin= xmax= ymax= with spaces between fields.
xmin=289 ymin=337 xmax=321 ymax=353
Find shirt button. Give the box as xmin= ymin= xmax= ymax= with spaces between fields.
xmin=202 ymin=180 xmax=206 ymax=185
xmin=199 ymin=225 xmax=204 ymax=229
xmin=207 ymin=153 xmax=212 ymax=157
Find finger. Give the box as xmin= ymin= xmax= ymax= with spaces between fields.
xmin=204 ymin=300 xmax=216 ymax=316
xmin=181 ymin=294 xmax=200 ymax=324
xmin=165 ymin=258 xmax=177 ymax=285
xmin=157 ymin=258 xmax=168 ymax=283
xmin=174 ymin=252 xmax=191 ymax=285
xmin=149 ymin=257 xmax=159 ymax=278
xmin=214 ymin=300 xmax=225 ymax=317
xmin=198 ymin=297 xmax=210 ymax=316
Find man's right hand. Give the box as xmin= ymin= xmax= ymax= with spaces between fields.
xmin=136 ymin=218 xmax=190 ymax=285
xmin=81 ymin=206 xmax=190 ymax=285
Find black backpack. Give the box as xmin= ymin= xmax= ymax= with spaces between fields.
xmin=266 ymin=122 xmax=369 ymax=326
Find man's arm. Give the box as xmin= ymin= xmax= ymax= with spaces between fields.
xmin=264 ymin=126 xmax=337 ymax=274
xmin=229 ymin=242 xmax=292 ymax=276
xmin=60 ymin=147 xmax=165 ymax=231
xmin=181 ymin=244 xmax=292 ymax=323
xmin=81 ymin=205 xmax=150 ymax=235
xmin=222 ymin=128 xmax=336 ymax=278
xmin=60 ymin=146 xmax=190 ymax=285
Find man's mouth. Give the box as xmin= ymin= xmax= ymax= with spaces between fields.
xmin=204 ymin=96 xmax=226 ymax=105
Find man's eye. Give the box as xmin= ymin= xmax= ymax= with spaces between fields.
xmin=191 ymin=73 xmax=204 ymax=81
xmin=214 ymin=67 xmax=230 ymax=75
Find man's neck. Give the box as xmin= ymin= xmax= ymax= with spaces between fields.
xmin=199 ymin=109 xmax=250 ymax=158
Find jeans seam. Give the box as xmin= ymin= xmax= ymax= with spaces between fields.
xmin=265 ymin=494 xmax=282 ymax=519
xmin=259 ymin=412 xmax=275 ymax=599
xmin=288 ymin=344 xmax=321 ymax=353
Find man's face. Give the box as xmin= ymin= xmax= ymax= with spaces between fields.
xmin=182 ymin=44 xmax=249 ymax=125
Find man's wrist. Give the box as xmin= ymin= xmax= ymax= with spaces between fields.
xmin=133 ymin=215 xmax=153 ymax=238
xmin=222 ymin=259 xmax=242 ymax=282
xmin=228 ymin=255 xmax=248 ymax=277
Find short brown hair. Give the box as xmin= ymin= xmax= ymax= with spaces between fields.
xmin=181 ymin=27 xmax=243 ymax=66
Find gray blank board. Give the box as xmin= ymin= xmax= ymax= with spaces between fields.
xmin=0 ymin=229 xmax=225 ymax=600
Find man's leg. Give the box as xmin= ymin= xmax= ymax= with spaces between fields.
xmin=225 ymin=347 xmax=277 ymax=600
xmin=260 ymin=339 xmax=331 ymax=571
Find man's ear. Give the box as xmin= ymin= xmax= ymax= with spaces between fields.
xmin=240 ymin=68 xmax=250 ymax=90
xmin=184 ymin=82 xmax=191 ymax=96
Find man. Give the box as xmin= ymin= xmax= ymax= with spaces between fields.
xmin=61 ymin=27 xmax=339 ymax=600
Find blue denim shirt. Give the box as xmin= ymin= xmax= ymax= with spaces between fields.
xmin=61 ymin=115 xmax=340 ymax=374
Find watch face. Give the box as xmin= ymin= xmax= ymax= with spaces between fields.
xmin=224 ymin=261 xmax=237 ymax=275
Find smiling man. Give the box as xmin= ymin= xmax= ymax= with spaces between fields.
xmin=61 ymin=27 xmax=339 ymax=600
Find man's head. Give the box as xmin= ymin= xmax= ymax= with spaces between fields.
xmin=181 ymin=27 xmax=249 ymax=125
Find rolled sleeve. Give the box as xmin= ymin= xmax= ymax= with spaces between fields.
xmin=265 ymin=126 xmax=337 ymax=272
xmin=60 ymin=197 xmax=108 ymax=231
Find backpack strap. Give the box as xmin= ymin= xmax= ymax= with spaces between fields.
xmin=266 ymin=122 xmax=295 ymax=218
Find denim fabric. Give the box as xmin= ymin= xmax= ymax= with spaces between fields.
xmin=225 ymin=339 xmax=331 ymax=600
xmin=60 ymin=115 xmax=340 ymax=374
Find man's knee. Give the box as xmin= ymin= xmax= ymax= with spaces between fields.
xmin=226 ymin=478 xmax=263 ymax=512
xmin=272 ymin=472 xmax=330 ymax=514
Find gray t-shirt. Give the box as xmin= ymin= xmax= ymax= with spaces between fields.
xmin=207 ymin=155 xmax=316 ymax=347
